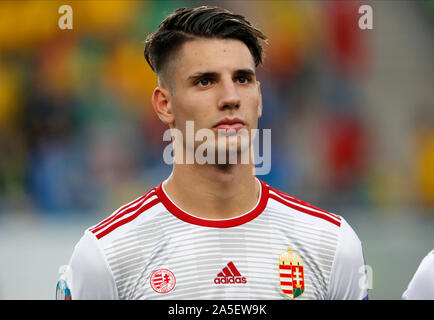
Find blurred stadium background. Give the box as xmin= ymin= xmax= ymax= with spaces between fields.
xmin=0 ymin=0 xmax=433 ymax=299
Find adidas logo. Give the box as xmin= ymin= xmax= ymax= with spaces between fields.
xmin=214 ymin=261 xmax=247 ymax=284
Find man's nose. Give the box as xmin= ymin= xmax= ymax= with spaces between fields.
xmin=217 ymin=78 xmax=241 ymax=110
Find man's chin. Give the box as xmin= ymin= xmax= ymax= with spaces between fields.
xmin=214 ymin=144 xmax=252 ymax=165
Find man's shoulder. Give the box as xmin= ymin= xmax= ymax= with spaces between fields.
xmin=264 ymin=182 xmax=365 ymax=286
xmin=420 ymin=249 xmax=434 ymax=268
xmin=87 ymin=186 xmax=165 ymax=243
xmin=264 ymin=182 xmax=343 ymax=229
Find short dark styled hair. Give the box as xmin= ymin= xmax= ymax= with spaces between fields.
xmin=144 ymin=6 xmax=267 ymax=83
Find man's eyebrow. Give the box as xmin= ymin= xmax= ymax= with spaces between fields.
xmin=234 ymin=69 xmax=256 ymax=77
xmin=187 ymin=71 xmax=219 ymax=81
xmin=187 ymin=69 xmax=256 ymax=80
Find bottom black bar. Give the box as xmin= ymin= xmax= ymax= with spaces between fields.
xmin=0 ymin=299 xmax=425 ymax=318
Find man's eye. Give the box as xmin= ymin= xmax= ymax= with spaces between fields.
xmin=236 ymin=76 xmax=251 ymax=84
xmin=196 ymin=79 xmax=212 ymax=87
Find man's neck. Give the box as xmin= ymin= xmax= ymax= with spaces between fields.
xmin=163 ymin=163 xmax=260 ymax=219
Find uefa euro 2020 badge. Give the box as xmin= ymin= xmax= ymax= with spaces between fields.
xmin=56 ymin=279 xmax=72 ymax=300
xmin=279 ymin=248 xmax=305 ymax=299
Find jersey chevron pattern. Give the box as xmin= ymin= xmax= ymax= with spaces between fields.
xmin=57 ymin=178 xmax=368 ymax=300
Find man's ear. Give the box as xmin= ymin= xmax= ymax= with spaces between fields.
xmin=257 ymin=81 xmax=263 ymax=118
xmin=151 ymin=86 xmax=175 ymax=125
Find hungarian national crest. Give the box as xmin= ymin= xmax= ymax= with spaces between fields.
xmin=279 ymin=248 xmax=305 ymax=299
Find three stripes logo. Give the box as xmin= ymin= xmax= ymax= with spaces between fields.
xmin=214 ymin=261 xmax=247 ymax=284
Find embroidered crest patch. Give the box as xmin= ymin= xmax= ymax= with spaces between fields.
xmin=279 ymin=248 xmax=305 ymax=299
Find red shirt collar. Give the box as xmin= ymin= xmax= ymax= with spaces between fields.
xmin=156 ymin=178 xmax=269 ymax=228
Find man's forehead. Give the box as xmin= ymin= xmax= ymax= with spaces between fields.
xmin=176 ymin=38 xmax=256 ymax=75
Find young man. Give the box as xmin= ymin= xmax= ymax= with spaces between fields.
xmin=402 ymin=249 xmax=434 ymax=300
xmin=57 ymin=6 xmax=368 ymax=300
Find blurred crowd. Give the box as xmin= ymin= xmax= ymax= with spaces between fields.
xmin=0 ymin=0 xmax=433 ymax=217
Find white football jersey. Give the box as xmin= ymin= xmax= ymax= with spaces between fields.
xmin=57 ymin=178 xmax=368 ymax=300
xmin=402 ymin=250 xmax=434 ymax=300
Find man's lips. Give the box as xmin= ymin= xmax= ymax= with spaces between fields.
xmin=214 ymin=118 xmax=245 ymax=131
